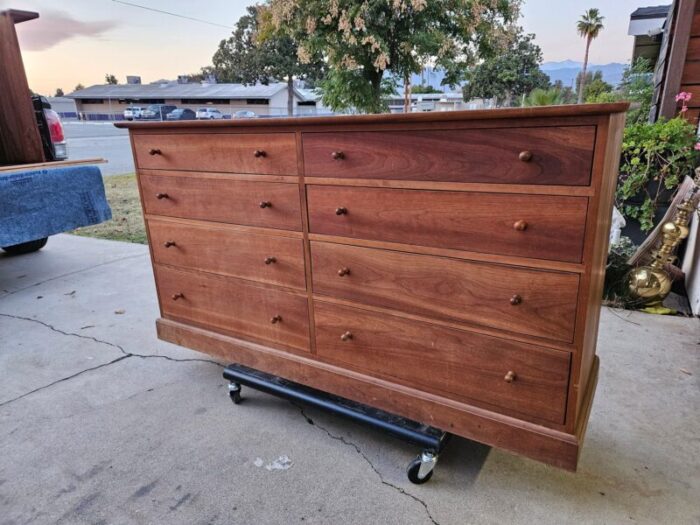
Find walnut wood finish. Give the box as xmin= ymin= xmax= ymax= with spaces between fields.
xmin=307 ymin=186 xmax=589 ymax=263
xmin=313 ymin=301 xmax=570 ymax=424
xmin=302 ymin=126 xmax=595 ymax=185
xmin=132 ymin=132 xmax=297 ymax=175
xmin=155 ymin=265 xmax=310 ymax=352
xmin=310 ymin=241 xmax=579 ymax=342
xmin=140 ymin=173 xmax=302 ymax=231
xmin=149 ymin=218 xmax=306 ymax=290
xmin=121 ymin=104 xmax=628 ymax=471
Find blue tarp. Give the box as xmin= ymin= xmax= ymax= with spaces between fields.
xmin=0 ymin=165 xmax=112 ymax=247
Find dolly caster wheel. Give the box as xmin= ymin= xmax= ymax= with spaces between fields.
xmin=228 ymin=382 xmax=242 ymax=404
xmin=407 ymin=450 xmax=438 ymax=484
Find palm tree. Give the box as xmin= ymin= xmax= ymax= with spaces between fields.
xmin=524 ymin=88 xmax=564 ymax=107
xmin=576 ymin=8 xmax=605 ymax=104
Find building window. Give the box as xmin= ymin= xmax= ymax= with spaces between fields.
xmin=180 ymin=99 xmax=230 ymax=104
xmin=245 ymin=98 xmax=269 ymax=105
xmin=298 ymin=101 xmax=316 ymax=106
xmin=79 ymin=98 xmax=105 ymax=104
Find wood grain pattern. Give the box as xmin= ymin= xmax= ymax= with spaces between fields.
xmin=302 ymin=127 xmax=595 ymax=185
xmin=149 ymin=218 xmax=306 ymax=290
xmin=0 ymin=10 xmax=44 ymax=166
xmin=155 ymin=265 xmax=310 ymax=352
xmin=140 ymin=173 xmax=302 ymax=230
xmin=310 ymin=241 xmax=579 ymax=342
xmin=156 ymin=317 xmax=582 ymax=467
xmin=313 ymin=301 xmax=570 ymax=424
xmin=132 ymin=132 xmax=297 ymax=174
xmin=307 ymin=185 xmax=589 ymax=263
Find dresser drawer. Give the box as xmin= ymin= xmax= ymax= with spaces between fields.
xmin=311 ymin=242 xmax=578 ymax=342
xmin=140 ymin=174 xmax=302 ymax=230
xmin=314 ymin=302 xmax=570 ymax=423
xmin=155 ymin=265 xmax=310 ymax=352
xmin=149 ymin=219 xmax=306 ymax=290
xmin=133 ymin=133 xmax=297 ymax=175
xmin=302 ymin=126 xmax=595 ymax=185
xmin=307 ymin=186 xmax=588 ymax=263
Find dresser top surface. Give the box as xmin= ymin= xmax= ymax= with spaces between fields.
xmin=115 ymin=102 xmax=629 ymax=131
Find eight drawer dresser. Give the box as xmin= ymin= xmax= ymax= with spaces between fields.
xmin=117 ymin=103 xmax=627 ymax=471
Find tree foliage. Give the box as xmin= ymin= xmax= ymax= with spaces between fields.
xmin=267 ymin=0 xmax=521 ymax=113
xmin=213 ymin=5 xmax=325 ymax=115
xmin=523 ymin=87 xmax=563 ymax=107
xmin=462 ymin=29 xmax=548 ymax=106
xmin=74 ymin=83 xmax=85 ymax=92
xmin=412 ymin=83 xmax=442 ymax=94
xmin=105 ymin=74 xmax=118 ymax=85
xmin=576 ymin=70 xmax=612 ymax=102
xmin=54 ymin=88 xmax=64 ymax=97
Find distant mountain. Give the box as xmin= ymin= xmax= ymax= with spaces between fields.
xmin=541 ymin=61 xmax=627 ymax=89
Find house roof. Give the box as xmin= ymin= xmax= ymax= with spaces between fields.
xmin=67 ymin=82 xmax=298 ymax=100
xmin=630 ymin=5 xmax=671 ymax=19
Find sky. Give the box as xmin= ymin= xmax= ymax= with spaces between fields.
xmin=2 ymin=0 xmax=653 ymax=95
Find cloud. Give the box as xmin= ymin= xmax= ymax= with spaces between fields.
xmin=15 ymin=10 xmax=118 ymax=51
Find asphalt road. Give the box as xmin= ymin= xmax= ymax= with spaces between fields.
xmin=63 ymin=121 xmax=134 ymax=176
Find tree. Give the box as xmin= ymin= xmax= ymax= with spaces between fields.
xmin=412 ymin=84 xmax=442 ymax=94
xmin=54 ymin=88 xmax=64 ymax=97
xmin=523 ymin=87 xmax=564 ymax=107
xmin=105 ymin=74 xmax=118 ymax=85
xmin=186 ymin=66 xmax=217 ymax=83
xmin=462 ymin=29 xmax=549 ymax=107
xmin=576 ymin=8 xmax=604 ymax=104
xmin=576 ymin=70 xmax=612 ymax=101
xmin=213 ymin=6 xmax=325 ymax=116
xmin=74 ymin=83 xmax=85 ymax=92
xmin=267 ymin=0 xmax=520 ymax=114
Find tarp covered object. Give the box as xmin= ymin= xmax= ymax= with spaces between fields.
xmin=0 ymin=165 xmax=111 ymax=247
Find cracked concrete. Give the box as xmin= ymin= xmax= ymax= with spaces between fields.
xmin=1 ymin=234 xmax=699 ymax=524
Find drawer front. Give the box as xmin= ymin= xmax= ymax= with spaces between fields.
xmin=140 ymin=174 xmax=302 ymax=231
xmin=311 ymin=242 xmax=579 ymax=342
xmin=149 ymin=219 xmax=306 ymax=290
xmin=307 ymin=186 xmax=588 ymax=263
xmin=314 ymin=302 xmax=570 ymax=423
xmin=302 ymin=126 xmax=595 ymax=185
xmin=155 ymin=265 xmax=310 ymax=352
xmin=133 ymin=133 xmax=297 ymax=175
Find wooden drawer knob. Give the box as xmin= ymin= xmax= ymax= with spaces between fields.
xmin=340 ymin=331 xmax=353 ymax=341
xmin=149 ymin=148 xmax=162 ymax=156
xmin=270 ymin=314 xmax=282 ymax=324
xmin=504 ymin=371 xmax=516 ymax=383
xmin=519 ymin=150 xmax=533 ymax=162
xmin=332 ymin=151 xmax=345 ymax=160
xmin=335 ymin=207 xmax=348 ymax=215
xmin=163 ymin=240 xmax=176 ymax=248
xmin=337 ymin=267 xmax=351 ymax=277
xmin=510 ymin=294 xmax=522 ymax=305
xmin=259 ymin=201 xmax=272 ymax=208
xmin=254 ymin=149 xmax=266 ymax=158
xmin=171 ymin=292 xmax=184 ymax=300
xmin=156 ymin=192 xmax=169 ymax=200
xmin=264 ymin=256 xmax=277 ymax=265
xmin=513 ymin=220 xmax=528 ymax=231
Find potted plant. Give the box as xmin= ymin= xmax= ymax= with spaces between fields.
xmin=616 ymin=92 xmax=699 ymax=243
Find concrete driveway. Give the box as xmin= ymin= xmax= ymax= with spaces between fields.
xmin=1 ymin=234 xmax=698 ymax=525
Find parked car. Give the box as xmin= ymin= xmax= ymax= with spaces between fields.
xmin=196 ymin=107 xmax=224 ymax=120
xmin=166 ymin=108 xmax=196 ymax=121
xmin=123 ymin=106 xmax=144 ymax=120
xmin=141 ymin=104 xmax=177 ymax=120
xmin=3 ymin=96 xmax=68 ymax=255
xmin=233 ymin=110 xmax=257 ymax=119
xmin=33 ymin=96 xmax=67 ymax=161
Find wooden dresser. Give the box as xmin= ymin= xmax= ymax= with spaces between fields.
xmin=117 ymin=103 xmax=627 ymax=471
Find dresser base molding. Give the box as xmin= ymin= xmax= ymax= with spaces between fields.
xmin=157 ymin=318 xmax=599 ymax=471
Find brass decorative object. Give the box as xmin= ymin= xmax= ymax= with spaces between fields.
xmin=627 ymin=171 xmax=700 ymax=307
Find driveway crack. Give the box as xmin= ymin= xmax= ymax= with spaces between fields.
xmin=292 ymin=403 xmax=439 ymax=525
xmin=0 ymin=313 xmax=222 ymax=407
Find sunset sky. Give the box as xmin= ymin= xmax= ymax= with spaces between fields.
xmin=3 ymin=0 xmax=653 ymax=95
